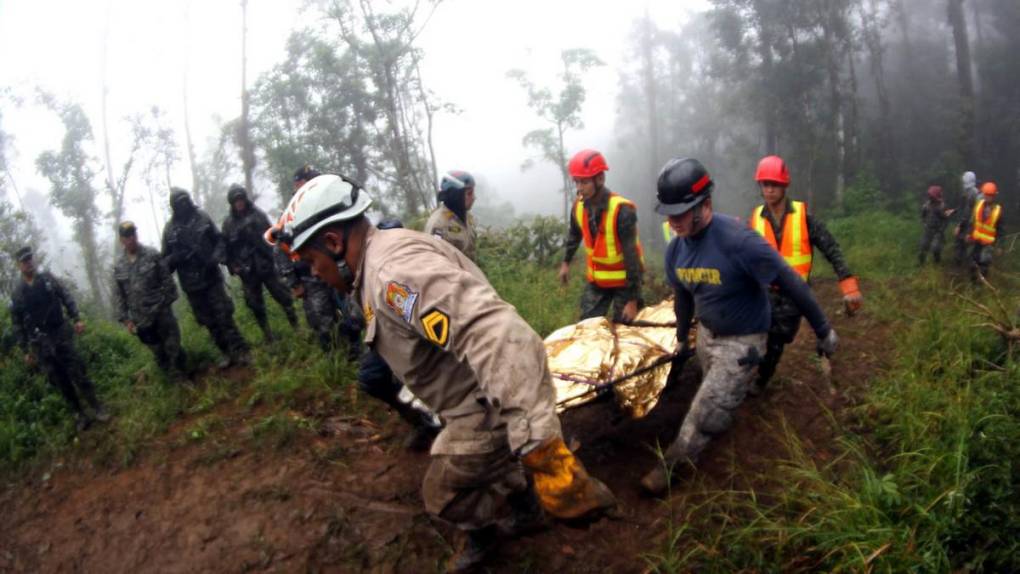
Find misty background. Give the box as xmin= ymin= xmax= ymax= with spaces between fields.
xmin=1 ymin=0 xmax=1017 ymax=310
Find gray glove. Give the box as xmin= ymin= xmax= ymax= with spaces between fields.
xmin=817 ymin=328 xmax=839 ymax=357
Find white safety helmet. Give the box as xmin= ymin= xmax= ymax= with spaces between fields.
xmin=265 ymin=174 xmax=373 ymax=253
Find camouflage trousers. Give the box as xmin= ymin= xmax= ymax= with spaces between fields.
xmin=184 ymin=283 xmax=249 ymax=359
xmin=32 ymin=324 xmax=100 ymax=415
xmin=579 ymin=283 xmax=641 ymax=322
xmin=422 ymin=445 xmax=529 ymax=531
xmin=919 ymin=226 xmax=946 ymax=265
xmin=970 ymin=244 xmax=994 ymax=282
xmin=135 ymin=306 xmax=186 ymax=377
xmin=241 ymin=271 xmax=297 ymax=331
xmin=662 ymin=324 xmax=766 ymax=465
xmin=954 ymin=228 xmax=970 ymax=266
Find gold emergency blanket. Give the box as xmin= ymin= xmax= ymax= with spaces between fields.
xmin=546 ymin=299 xmax=688 ymax=418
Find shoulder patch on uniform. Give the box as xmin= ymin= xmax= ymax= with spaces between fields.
xmin=420 ymin=308 xmax=450 ymax=348
xmin=384 ymin=281 xmax=418 ymax=323
xmin=449 ymin=223 xmax=462 ymax=234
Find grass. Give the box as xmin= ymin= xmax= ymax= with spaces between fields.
xmin=2 ymin=210 xmax=1018 ymax=572
xmin=644 ymin=211 xmax=1020 ymax=573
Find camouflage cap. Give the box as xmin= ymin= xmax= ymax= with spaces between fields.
xmin=118 ymin=221 xmax=138 ymax=237
xmin=15 ymin=246 xmax=33 ymax=262
xmin=293 ymin=164 xmax=321 ymax=183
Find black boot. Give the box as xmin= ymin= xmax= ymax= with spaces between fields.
xmin=285 ymin=307 xmax=299 ymax=329
xmin=500 ymin=487 xmax=548 ymax=538
xmin=447 ymin=526 xmax=498 ymax=573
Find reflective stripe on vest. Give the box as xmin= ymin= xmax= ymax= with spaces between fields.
xmin=749 ymin=201 xmax=813 ymax=280
xmin=971 ymin=200 xmax=1001 ymax=246
xmin=574 ymin=193 xmax=645 ymax=288
xmin=662 ymin=221 xmax=676 ymax=244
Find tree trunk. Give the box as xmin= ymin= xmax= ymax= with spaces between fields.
xmin=100 ymin=10 xmax=118 ymax=267
xmin=861 ymin=0 xmax=899 ymax=193
xmin=640 ymin=10 xmax=660 ymax=180
xmin=240 ymin=0 xmax=255 ymax=196
xmin=947 ymin=0 xmax=976 ymax=167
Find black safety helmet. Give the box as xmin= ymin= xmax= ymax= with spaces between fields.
xmin=227 ymin=183 xmax=248 ymax=204
xmin=654 ymin=157 xmax=714 ymax=216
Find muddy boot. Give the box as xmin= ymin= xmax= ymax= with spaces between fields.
xmin=447 ymin=526 xmax=497 ymax=573
xmin=82 ymin=387 xmax=110 ymax=423
xmin=258 ymin=317 xmax=276 ymax=343
xmin=74 ymin=411 xmax=93 ymax=433
xmin=93 ymin=404 xmax=111 ymax=423
xmin=500 ymin=487 xmax=548 ymax=538
xmin=640 ymin=453 xmax=691 ymax=497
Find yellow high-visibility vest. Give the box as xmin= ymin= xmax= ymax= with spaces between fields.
xmin=574 ymin=193 xmax=645 ymax=288
xmin=749 ymin=201 xmax=813 ymax=280
xmin=971 ymin=199 xmax=1002 ymax=246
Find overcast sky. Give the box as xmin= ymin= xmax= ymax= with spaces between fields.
xmin=0 ymin=0 xmax=704 ymax=273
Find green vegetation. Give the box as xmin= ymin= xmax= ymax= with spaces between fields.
xmin=645 ymin=212 xmax=1020 ymax=573
xmin=2 ymin=212 xmax=1018 ymax=573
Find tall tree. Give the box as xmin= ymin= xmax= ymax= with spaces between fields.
xmin=326 ymin=0 xmax=444 ymax=216
xmin=508 ymin=48 xmax=605 ymax=222
xmin=239 ymin=0 xmax=256 ymax=195
xmin=947 ymin=0 xmax=976 ymax=167
xmin=35 ymin=95 xmax=108 ymax=308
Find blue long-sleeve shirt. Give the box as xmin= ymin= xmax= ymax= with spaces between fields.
xmin=666 ymin=214 xmax=830 ymax=343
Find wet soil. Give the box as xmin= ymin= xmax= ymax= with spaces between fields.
xmin=0 ymin=280 xmax=890 ymax=573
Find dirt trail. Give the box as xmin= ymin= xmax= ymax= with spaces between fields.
xmin=0 ymin=280 xmax=889 ymax=573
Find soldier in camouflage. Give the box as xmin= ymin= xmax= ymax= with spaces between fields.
xmin=287 ymin=166 xmax=363 ymax=356
xmin=222 ymin=184 xmax=299 ymax=342
xmin=10 ymin=246 xmax=109 ymax=431
xmin=919 ymin=186 xmax=954 ymax=265
xmin=162 ymin=188 xmax=251 ymax=368
xmin=112 ymin=222 xmax=188 ymax=380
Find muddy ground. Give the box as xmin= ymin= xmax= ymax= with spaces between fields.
xmin=0 ymin=280 xmax=889 ymax=573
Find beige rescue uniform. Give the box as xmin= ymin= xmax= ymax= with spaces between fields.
xmin=424 ymin=205 xmax=477 ymax=261
xmin=354 ymin=227 xmax=561 ymax=527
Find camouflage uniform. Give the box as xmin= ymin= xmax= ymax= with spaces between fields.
xmin=222 ymin=198 xmax=298 ymax=338
xmin=919 ymin=198 xmax=950 ymax=265
xmin=954 ymin=179 xmax=982 ymax=266
xmin=424 ymin=204 xmax=477 ymax=261
xmin=10 ymin=271 xmax=102 ymax=417
xmin=162 ymin=191 xmax=250 ymax=364
xmin=751 ymin=200 xmax=853 ymax=390
xmin=112 ymin=244 xmax=186 ymax=377
xmin=562 ymin=187 xmax=644 ymax=321
xmin=276 ymin=255 xmax=364 ymax=355
xmin=660 ymin=324 xmax=766 ymax=464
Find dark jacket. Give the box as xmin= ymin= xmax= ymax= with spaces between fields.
xmin=161 ymin=208 xmax=226 ymax=292
xmin=9 ymin=271 xmax=79 ymax=350
xmin=222 ymin=203 xmax=277 ymax=279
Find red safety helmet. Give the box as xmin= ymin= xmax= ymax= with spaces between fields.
xmin=568 ymin=149 xmax=609 ymax=179
xmin=981 ymin=181 xmax=998 ymax=197
xmin=755 ymin=155 xmax=791 ymax=186
xmin=927 ymin=185 xmax=943 ymax=201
